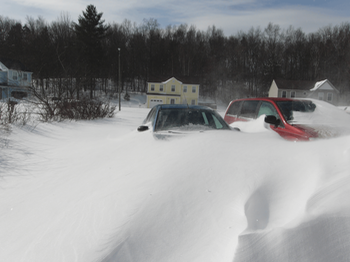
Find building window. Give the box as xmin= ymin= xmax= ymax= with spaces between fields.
xmin=170 ymin=98 xmax=175 ymax=104
xmin=318 ymin=92 xmax=324 ymax=101
xmin=171 ymin=85 xmax=175 ymax=92
xmin=11 ymin=91 xmax=27 ymax=99
xmin=23 ymin=73 xmax=28 ymax=81
xmin=13 ymin=71 xmax=18 ymax=80
xmin=192 ymin=86 xmax=196 ymax=93
xmin=291 ymin=91 xmax=296 ymax=98
xmin=327 ymin=93 xmax=333 ymax=102
xmin=160 ymin=85 xmax=164 ymax=92
xmin=183 ymin=86 xmax=187 ymax=93
xmin=191 ymin=100 xmax=195 ymax=105
xmin=281 ymin=91 xmax=287 ymax=98
xmin=150 ymin=84 xmax=155 ymax=91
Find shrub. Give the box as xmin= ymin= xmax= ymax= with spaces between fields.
xmin=35 ymin=96 xmax=116 ymax=121
xmin=0 ymin=101 xmax=32 ymax=127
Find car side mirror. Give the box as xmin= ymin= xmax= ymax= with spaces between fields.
xmin=137 ymin=125 xmax=149 ymax=132
xmin=265 ymin=115 xmax=281 ymax=127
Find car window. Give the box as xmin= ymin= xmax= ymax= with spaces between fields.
xmin=212 ymin=115 xmax=225 ymax=129
xmin=156 ymin=109 xmax=206 ymax=130
xmin=202 ymin=112 xmax=209 ymax=125
xmin=202 ymin=111 xmax=227 ymax=129
xmin=276 ymin=100 xmax=316 ymax=122
xmin=258 ymin=102 xmax=280 ymax=119
xmin=240 ymin=100 xmax=260 ymax=119
xmin=227 ymin=101 xmax=243 ymax=116
xmin=155 ymin=109 xmax=229 ymax=131
xmin=156 ymin=109 xmax=187 ymax=130
xmin=144 ymin=107 xmax=157 ymax=124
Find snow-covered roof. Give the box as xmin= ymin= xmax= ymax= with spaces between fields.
xmin=274 ymin=78 xmax=337 ymax=92
xmin=310 ymin=79 xmax=328 ymax=91
xmin=163 ymin=77 xmax=182 ymax=85
xmin=148 ymin=76 xmax=200 ymax=85
xmin=274 ymin=79 xmax=314 ymax=91
xmin=0 ymin=61 xmax=8 ymax=71
xmin=0 ymin=58 xmax=31 ymax=72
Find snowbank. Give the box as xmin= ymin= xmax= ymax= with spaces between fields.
xmin=1 ymin=101 xmax=350 ymax=262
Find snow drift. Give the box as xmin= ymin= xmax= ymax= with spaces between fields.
xmin=1 ymin=102 xmax=350 ymax=262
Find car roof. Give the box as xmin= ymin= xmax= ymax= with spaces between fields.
xmin=155 ymin=104 xmax=212 ymax=110
xmin=230 ymin=97 xmax=307 ymax=103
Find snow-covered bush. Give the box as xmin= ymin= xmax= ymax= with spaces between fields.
xmin=33 ymin=97 xmax=116 ymax=122
xmin=0 ymin=101 xmax=32 ymax=128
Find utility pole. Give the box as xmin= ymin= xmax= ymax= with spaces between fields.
xmin=118 ymin=48 xmax=121 ymax=111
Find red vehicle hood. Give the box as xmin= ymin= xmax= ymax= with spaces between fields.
xmin=293 ymin=124 xmax=345 ymax=139
xmin=293 ymin=124 xmax=319 ymax=138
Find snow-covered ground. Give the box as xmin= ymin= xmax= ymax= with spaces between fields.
xmin=1 ymin=95 xmax=350 ymax=262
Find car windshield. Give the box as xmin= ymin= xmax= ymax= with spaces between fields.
xmin=276 ymin=100 xmax=316 ymax=123
xmin=155 ymin=108 xmax=229 ymax=131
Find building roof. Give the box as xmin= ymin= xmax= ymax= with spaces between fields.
xmin=274 ymin=79 xmax=316 ymax=91
xmin=148 ymin=76 xmax=200 ymax=85
xmin=274 ymin=78 xmax=338 ymax=93
xmin=231 ymin=97 xmax=306 ymax=103
xmin=146 ymin=92 xmax=181 ymax=97
xmin=310 ymin=80 xmax=326 ymax=91
xmin=0 ymin=61 xmax=7 ymax=71
xmin=0 ymin=57 xmax=30 ymax=72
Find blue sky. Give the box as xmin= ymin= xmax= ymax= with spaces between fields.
xmin=2 ymin=0 xmax=350 ymax=36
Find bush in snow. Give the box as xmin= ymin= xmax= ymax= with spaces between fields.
xmin=32 ymin=96 xmax=116 ymax=122
xmin=28 ymin=86 xmax=117 ymax=122
xmin=0 ymin=101 xmax=32 ymax=128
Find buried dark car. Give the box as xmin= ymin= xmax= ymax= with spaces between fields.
xmin=224 ymin=97 xmax=350 ymax=141
xmin=138 ymin=104 xmax=231 ymax=137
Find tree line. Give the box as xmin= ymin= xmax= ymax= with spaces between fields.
xmin=1 ymin=5 xmax=350 ymax=102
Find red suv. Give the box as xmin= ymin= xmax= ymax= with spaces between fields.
xmin=224 ymin=98 xmax=319 ymax=141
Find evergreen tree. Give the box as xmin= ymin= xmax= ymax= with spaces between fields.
xmin=74 ymin=5 xmax=109 ymax=98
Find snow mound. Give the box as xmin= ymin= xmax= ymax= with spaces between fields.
xmin=1 ymin=106 xmax=350 ymax=262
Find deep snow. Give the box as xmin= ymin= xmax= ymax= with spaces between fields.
xmin=1 ymin=96 xmax=350 ymax=262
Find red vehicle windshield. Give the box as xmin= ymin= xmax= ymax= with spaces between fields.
xmin=275 ymin=100 xmax=316 ymax=123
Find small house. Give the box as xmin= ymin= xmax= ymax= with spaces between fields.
xmin=146 ymin=77 xmax=199 ymax=108
xmin=0 ymin=58 xmax=32 ymax=101
xmin=268 ymin=79 xmax=340 ymax=105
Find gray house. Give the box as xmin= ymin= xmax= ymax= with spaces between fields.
xmin=268 ymin=79 xmax=340 ymax=105
xmin=0 ymin=58 xmax=32 ymax=101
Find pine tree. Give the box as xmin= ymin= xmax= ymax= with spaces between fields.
xmin=74 ymin=5 xmax=109 ymax=99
